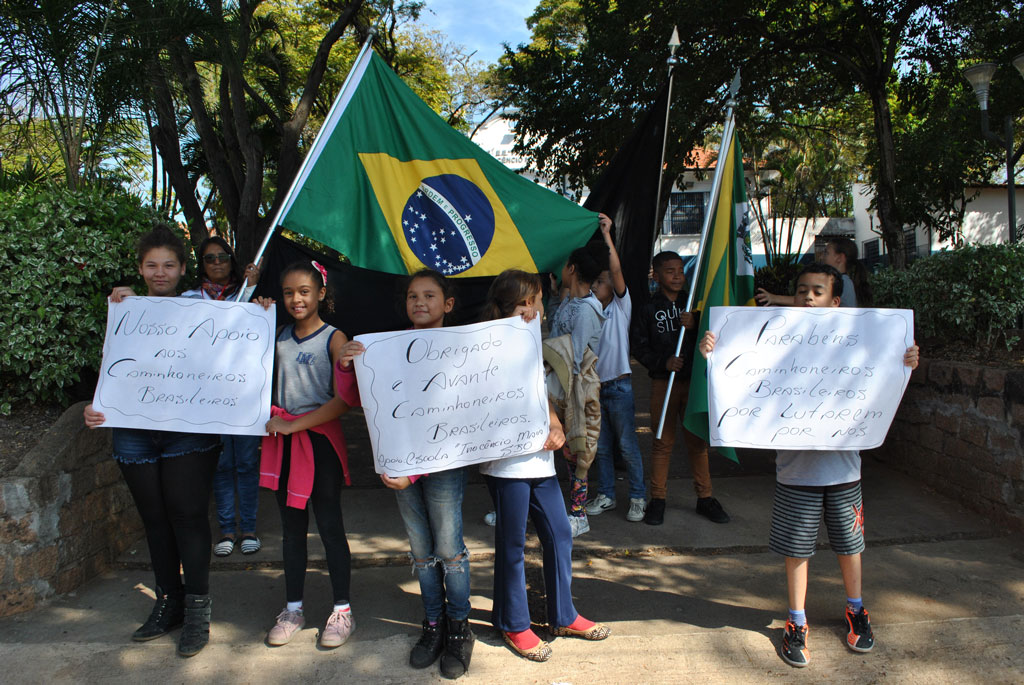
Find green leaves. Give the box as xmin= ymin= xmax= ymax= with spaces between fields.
xmin=872 ymin=243 xmax=1024 ymax=356
xmin=0 ymin=184 xmax=159 ymax=414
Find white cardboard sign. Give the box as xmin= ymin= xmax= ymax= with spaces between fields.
xmin=706 ymin=306 xmax=914 ymax=450
xmin=353 ymin=316 xmax=549 ymax=476
xmin=92 ymin=297 xmax=275 ymax=435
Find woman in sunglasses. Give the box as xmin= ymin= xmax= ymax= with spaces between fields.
xmin=182 ymin=237 xmax=263 ymax=558
xmin=182 ymin=236 xmax=259 ymax=303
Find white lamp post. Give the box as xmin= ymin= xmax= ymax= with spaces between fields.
xmin=963 ymin=55 xmax=1024 ymax=243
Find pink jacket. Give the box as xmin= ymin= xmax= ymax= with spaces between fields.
xmin=260 ymin=405 xmax=351 ymax=509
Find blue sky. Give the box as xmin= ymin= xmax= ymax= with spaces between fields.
xmin=415 ymin=0 xmax=536 ymax=65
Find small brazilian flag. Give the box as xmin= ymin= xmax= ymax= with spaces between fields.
xmin=278 ymin=48 xmax=598 ymax=277
xmin=682 ymin=128 xmax=756 ymax=460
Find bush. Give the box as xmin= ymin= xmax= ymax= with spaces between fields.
xmin=0 ymin=185 xmax=163 ymax=414
xmin=871 ymin=243 xmax=1024 ymax=353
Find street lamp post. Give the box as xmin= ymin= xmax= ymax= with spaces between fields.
xmin=963 ymin=54 xmax=1024 ymax=243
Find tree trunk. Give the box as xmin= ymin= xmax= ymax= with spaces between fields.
xmin=867 ymin=81 xmax=907 ymax=269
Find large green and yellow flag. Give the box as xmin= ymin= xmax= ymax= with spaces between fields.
xmin=682 ymin=129 xmax=756 ymax=458
xmin=278 ymin=48 xmax=598 ymax=277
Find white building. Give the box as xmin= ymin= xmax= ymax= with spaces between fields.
xmin=852 ymin=182 xmax=1024 ymax=266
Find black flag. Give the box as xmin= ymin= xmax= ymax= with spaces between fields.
xmin=253 ymin=233 xmax=497 ymax=337
xmin=582 ymin=84 xmax=670 ymax=312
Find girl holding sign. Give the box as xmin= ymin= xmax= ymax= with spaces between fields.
xmin=256 ymin=261 xmax=355 ymax=650
xmin=480 ymin=270 xmax=610 ymax=662
xmin=84 ymin=225 xmax=221 ymax=657
xmin=335 ymin=270 xmax=475 ymax=679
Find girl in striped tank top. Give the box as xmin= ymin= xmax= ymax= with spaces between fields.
xmin=255 ymin=261 xmax=355 ymax=650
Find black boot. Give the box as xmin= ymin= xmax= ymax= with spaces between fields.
xmin=439 ymin=616 xmax=475 ymax=679
xmin=132 ymin=588 xmax=184 ymax=642
xmin=410 ymin=618 xmax=446 ymax=668
xmin=177 ymin=594 xmax=212 ymax=657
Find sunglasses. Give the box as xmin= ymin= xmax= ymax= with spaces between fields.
xmin=203 ymin=253 xmax=231 ymax=264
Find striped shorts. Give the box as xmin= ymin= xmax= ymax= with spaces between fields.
xmin=768 ymin=481 xmax=865 ymax=558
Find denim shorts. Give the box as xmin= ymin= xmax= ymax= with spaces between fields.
xmin=112 ymin=428 xmax=221 ymax=465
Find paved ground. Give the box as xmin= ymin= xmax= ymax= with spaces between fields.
xmin=2 ymin=465 xmax=1022 ymax=684
xmin=2 ymin=368 xmax=1023 ymax=682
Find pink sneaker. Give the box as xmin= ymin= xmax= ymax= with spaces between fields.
xmin=267 ymin=608 xmax=305 ymax=646
xmin=320 ymin=609 xmax=355 ymax=648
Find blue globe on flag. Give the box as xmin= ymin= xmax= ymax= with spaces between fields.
xmin=401 ymin=174 xmax=496 ymax=275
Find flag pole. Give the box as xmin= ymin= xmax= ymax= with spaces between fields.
xmin=648 ymin=27 xmax=681 ymax=260
xmin=654 ymin=70 xmax=741 ymax=440
xmin=235 ymin=28 xmax=378 ymax=301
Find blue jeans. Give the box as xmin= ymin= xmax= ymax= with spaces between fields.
xmin=213 ymin=434 xmax=261 ymax=535
xmin=485 ymin=475 xmax=578 ymax=632
xmin=593 ymin=376 xmax=647 ymax=500
xmin=394 ymin=467 xmax=471 ymax=621
xmin=112 ymin=428 xmax=220 ymax=464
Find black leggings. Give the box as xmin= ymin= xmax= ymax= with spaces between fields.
xmin=119 ymin=448 xmax=219 ymax=596
xmin=276 ymin=432 xmax=351 ymax=604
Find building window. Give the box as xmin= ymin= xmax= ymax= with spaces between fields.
xmin=863 ymin=238 xmax=880 ymax=261
xmin=904 ymin=229 xmax=917 ymax=260
xmin=664 ymin=191 xmax=707 ymax=235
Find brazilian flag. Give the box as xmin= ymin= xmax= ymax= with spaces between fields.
xmin=278 ymin=49 xmax=598 ymax=277
xmin=682 ymin=129 xmax=756 ymax=460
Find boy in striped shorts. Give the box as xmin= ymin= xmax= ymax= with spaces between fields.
xmin=700 ymin=263 xmax=919 ymax=668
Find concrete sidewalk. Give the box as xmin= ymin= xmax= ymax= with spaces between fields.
xmin=2 ymin=465 xmax=1023 ymax=683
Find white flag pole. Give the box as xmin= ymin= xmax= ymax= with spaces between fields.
xmin=654 ymin=71 xmax=741 ymax=440
xmin=235 ymin=28 xmax=377 ymax=301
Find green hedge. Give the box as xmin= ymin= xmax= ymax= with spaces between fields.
xmin=871 ymin=243 xmax=1024 ymax=353
xmin=0 ymin=186 xmax=162 ymax=413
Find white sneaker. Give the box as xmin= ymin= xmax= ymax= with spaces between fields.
xmin=585 ymin=494 xmax=616 ymax=516
xmin=569 ymin=514 xmax=590 ymax=537
xmin=484 ymin=511 xmax=496 ymax=527
xmin=626 ymin=497 xmax=647 ymax=522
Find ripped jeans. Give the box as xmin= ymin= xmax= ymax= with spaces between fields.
xmin=394 ymin=467 xmax=471 ymax=621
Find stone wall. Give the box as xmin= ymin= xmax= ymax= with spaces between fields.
xmin=0 ymin=401 xmax=141 ymax=616
xmin=872 ymin=359 xmax=1024 ymax=530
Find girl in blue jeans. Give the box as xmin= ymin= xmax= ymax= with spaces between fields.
xmin=337 ymin=270 xmax=474 ymax=679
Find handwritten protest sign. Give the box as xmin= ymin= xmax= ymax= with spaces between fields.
xmin=706 ymin=306 xmax=914 ymax=450
xmin=92 ymin=297 xmax=275 ymax=435
xmin=353 ymin=316 xmax=549 ymax=476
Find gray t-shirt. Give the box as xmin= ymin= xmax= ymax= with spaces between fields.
xmin=548 ymin=293 xmax=605 ymax=370
xmin=273 ymin=323 xmax=338 ymax=415
xmin=775 ymin=449 xmax=861 ymax=487
xmin=840 ymin=274 xmax=857 ymax=307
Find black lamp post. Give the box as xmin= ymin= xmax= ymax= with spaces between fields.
xmin=963 ymin=54 xmax=1024 ymax=243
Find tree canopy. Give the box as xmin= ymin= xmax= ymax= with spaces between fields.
xmin=0 ymin=0 xmax=495 ymax=262
xmin=496 ymin=0 xmax=1023 ymax=266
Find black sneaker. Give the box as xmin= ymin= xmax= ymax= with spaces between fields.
xmin=439 ymin=616 xmax=475 ymax=679
xmin=644 ymin=498 xmax=666 ymax=525
xmin=845 ymin=605 xmax=874 ymax=652
xmin=780 ymin=620 xmax=810 ymax=667
xmin=132 ymin=591 xmax=184 ymax=642
xmin=177 ymin=594 xmax=211 ymax=657
xmin=696 ymin=496 xmax=730 ymax=523
xmin=410 ymin=618 xmax=446 ymax=669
